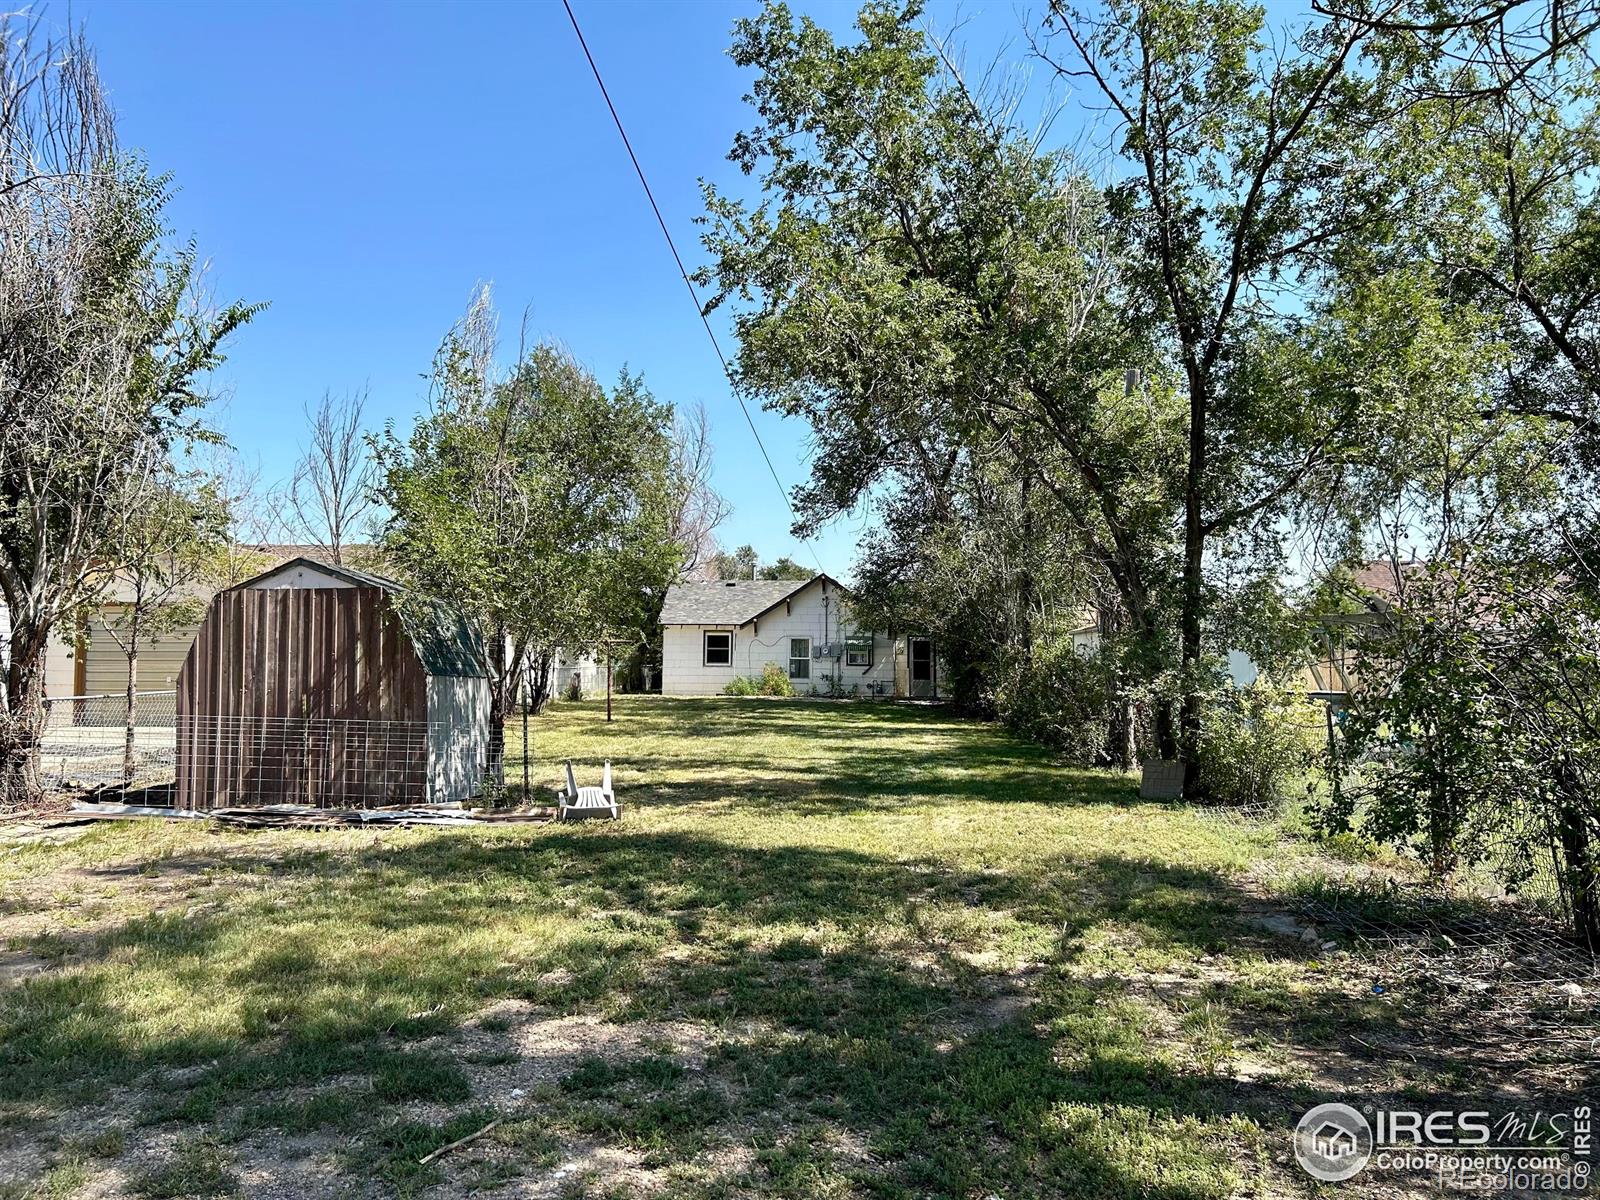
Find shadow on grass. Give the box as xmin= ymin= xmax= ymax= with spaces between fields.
xmin=2 ymin=824 xmax=1346 ymax=1197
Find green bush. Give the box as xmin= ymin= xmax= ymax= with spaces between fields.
xmin=993 ymin=636 xmax=1118 ymax=765
xmin=722 ymin=663 xmax=797 ymax=697
xmin=757 ymin=662 xmax=795 ymax=696
xmin=1196 ymin=685 xmax=1323 ymax=810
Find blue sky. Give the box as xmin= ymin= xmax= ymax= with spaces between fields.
xmin=62 ymin=0 xmax=1043 ymax=579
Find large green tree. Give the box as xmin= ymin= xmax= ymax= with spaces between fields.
xmin=1313 ymin=0 xmax=1600 ymax=946
xmin=709 ymin=545 xmax=811 ymax=581
xmin=1035 ymin=0 xmax=1445 ymax=791
xmin=703 ymin=1 xmax=1192 ymax=757
xmin=374 ymin=290 xmax=683 ymax=771
xmin=704 ymin=1 xmax=1460 ymax=785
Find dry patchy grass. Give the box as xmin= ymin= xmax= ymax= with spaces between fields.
xmin=0 ymin=697 xmax=1587 ymax=1198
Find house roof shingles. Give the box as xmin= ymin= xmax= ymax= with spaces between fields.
xmin=660 ymin=578 xmax=818 ymax=626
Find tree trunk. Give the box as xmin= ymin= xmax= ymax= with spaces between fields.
xmin=1107 ymin=687 xmax=1135 ymax=769
xmin=122 ymin=610 xmax=141 ymax=786
xmin=1179 ymin=374 xmax=1208 ymax=800
xmin=486 ymin=621 xmax=508 ymax=787
xmin=1 ymin=611 xmax=52 ymax=811
xmin=1425 ymin=726 xmax=1458 ymax=875
xmin=526 ymin=652 xmax=554 ymax=713
xmin=1099 ymin=602 xmax=1136 ymax=769
xmin=1152 ymin=696 xmax=1178 ymax=761
xmin=1554 ymin=754 xmax=1600 ymax=952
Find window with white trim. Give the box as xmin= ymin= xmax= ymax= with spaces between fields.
xmin=788 ymin=637 xmax=811 ymax=679
xmin=703 ymin=631 xmax=732 ymax=666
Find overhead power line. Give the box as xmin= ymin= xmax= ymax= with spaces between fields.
xmin=560 ymin=0 xmax=824 ymax=575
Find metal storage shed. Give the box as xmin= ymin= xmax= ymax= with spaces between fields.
xmin=174 ymin=557 xmax=489 ymax=809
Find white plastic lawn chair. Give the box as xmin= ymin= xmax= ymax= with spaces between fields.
xmin=560 ymin=759 xmax=619 ymax=821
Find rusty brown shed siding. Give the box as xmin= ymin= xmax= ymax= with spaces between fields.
xmin=175 ymin=587 xmax=429 ymax=809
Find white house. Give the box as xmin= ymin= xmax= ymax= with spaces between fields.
xmin=659 ymin=574 xmax=941 ymax=699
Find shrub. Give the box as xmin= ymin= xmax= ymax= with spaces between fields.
xmin=722 ymin=664 xmax=796 ymax=697
xmin=757 ymin=662 xmax=795 ymax=697
xmin=1196 ymin=685 xmax=1323 ymax=810
xmin=993 ymin=636 xmax=1118 ymax=765
xmin=565 ymin=675 xmax=584 ymax=702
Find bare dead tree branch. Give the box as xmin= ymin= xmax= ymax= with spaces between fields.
xmin=281 ymin=388 xmax=378 ymax=566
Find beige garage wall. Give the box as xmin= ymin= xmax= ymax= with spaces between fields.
xmin=82 ymin=609 xmax=200 ymax=696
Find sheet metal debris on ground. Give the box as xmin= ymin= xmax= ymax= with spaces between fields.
xmin=21 ymin=801 xmax=560 ymax=831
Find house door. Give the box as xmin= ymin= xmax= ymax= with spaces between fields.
xmin=908 ymin=637 xmax=935 ymax=698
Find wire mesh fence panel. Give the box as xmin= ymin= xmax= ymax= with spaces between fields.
xmin=39 ymin=692 xmax=178 ymax=799
xmin=176 ymin=715 xmax=432 ymax=809
xmin=38 ymin=694 xmax=483 ymax=809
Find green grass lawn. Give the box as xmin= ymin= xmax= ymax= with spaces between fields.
xmin=0 ymin=698 xmax=1584 ymax=1198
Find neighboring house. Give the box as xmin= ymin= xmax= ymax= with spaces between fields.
xmin=659 ymin=574 xmax=942 ymax=698
xmin=1069 ymin=559 xmax=1410 ymax=702
xmin=551 ymin=650 xmax=607 ymax=697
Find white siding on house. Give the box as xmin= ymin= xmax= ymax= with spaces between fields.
xmin=662 ymin=578 xmax=898 ymax=696
xmin=552 ymin=651 xmax=606 ymax=697
xmin=44 ymin=634 xmax=75 ymax=698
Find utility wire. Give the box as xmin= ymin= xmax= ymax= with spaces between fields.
xmin=560 ymin=0 xmax=824 ymax=575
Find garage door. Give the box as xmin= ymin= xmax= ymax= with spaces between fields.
xmin=81 ymin=608 xmax=200 ymax=697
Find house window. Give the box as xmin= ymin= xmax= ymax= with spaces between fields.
xmin=704 ymin=631 xmax=732 ymax=666
xmin=788 ymin=637 xmax=811 ymax=680
xmin=845 ymin=636 xmax=872 ymax=667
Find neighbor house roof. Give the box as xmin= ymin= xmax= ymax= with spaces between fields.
xmin=1351 ymin=559 xmax=1415 ymax=604
xmin=660 ymin=576 xmax=835 ymax=626
xmin=227 ymin=557 xmax=487 ymax=678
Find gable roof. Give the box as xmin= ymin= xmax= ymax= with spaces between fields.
xmin=226 ymin=557 xmax=487 ymax=679
xmin=660 ymin=575 xmax=842 ymax=626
